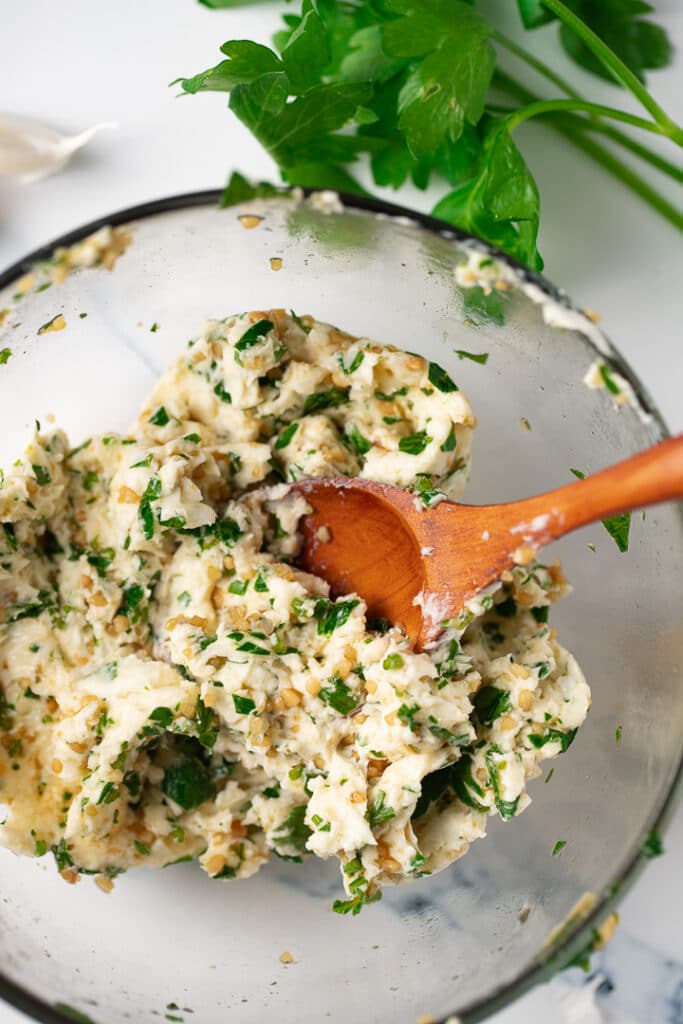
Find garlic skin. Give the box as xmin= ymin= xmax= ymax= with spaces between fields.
xmin=0 ymin=113 xmax=116 ymax=181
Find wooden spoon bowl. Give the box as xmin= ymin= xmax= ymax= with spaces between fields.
xmin=295 ymin=435 xmax=683 ymax=650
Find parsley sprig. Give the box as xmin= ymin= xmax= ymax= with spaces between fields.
xmin=178 ymin=0 xmax=682 ymax=268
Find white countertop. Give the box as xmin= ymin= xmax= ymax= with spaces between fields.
xmin=1 ymin=2 xmax=682 ymax=1022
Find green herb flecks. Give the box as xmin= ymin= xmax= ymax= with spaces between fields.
xmin=32 ymin=464 xmax=51 ymax=486
xmin=641 ymin=829 xmax=664 ymax=858
xmin=273 ymin=805 xmax=312 ymax=855
xmin=274 ymin=422 xmax=299 ymax=449
xmin=398 ymin=431 xmax=432 ymax=456
xmin=450 ymin=755 xmax=489 ymax=813
xmin=473 ymin=685 xmax=512 ymax=726
xmin=139 ymin=477 xmax=162 ymax=540
xmin=162 ymin=750 xmax=215 ymax=810
xmin=302 ymin=387 xmax=350 ymax=415
xmin=427 ymin=361 xmax=458 ymax=393
xmin=411 ymin=473 xmax=444 ymax=507
xmin=149 ymin=406 xmax=170 ymax=427
xmin=570 ymin=468 xmax=631 ymax=551
xmin=440 ymin=424 xmax=457 ymax=452
xmin=345 ymin=424 xmax=372 ymax=456
xmin=319 ymin=674 xmax=360 ymax=716
xmin=485 ymin=746 xmax=519 ymax=821
xmin=456 ymin=348 xmax=489 ymax=364
xmin=234 ymin=319 xmax=274 ymax=364
xmin=366 ymin=789 xmax=396 ymax=826
xmin=232 ymin=694 xmax=256 ymax=715
xmin=528 ymin=727 xmax=578 ymax=753
xmin=314 ymin=597 xmax=359 ymax=635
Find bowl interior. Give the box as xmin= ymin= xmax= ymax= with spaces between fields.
xmin=0 ymin=195 xmax=681 ymax=1024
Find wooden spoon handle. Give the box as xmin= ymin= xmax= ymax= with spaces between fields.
xmin=500 ymin=434 xmax=683 ymax=544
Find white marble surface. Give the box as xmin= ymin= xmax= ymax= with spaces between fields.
xmin=1 ymin=2 xmax=682 ymax=1022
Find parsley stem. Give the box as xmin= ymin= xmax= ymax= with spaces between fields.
xmin=493 ymin=33 xmax=683 ymax=183
xmin=506 ymin=99 xmax=670 ymax=139
xmin=493 ymin=68 xmax=683 ymax=190
xmin=493 ymin=71 xmax=683 ymax=233
xmin=492 ymin=31 xmax=581 ymax=99
xmin=584 ymin=124 xmax=683 ymax=185
xmin=556 ymin=129 xmax=683 ymax=232
xmin=541 ymin=0 xmax=683 ymax=143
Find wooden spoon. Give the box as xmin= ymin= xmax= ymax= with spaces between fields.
xmin=294 ymin=435 xmax=683 ymax=651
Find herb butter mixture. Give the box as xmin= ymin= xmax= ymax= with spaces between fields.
xmin=0 ymin=310 xmax=589 ymax=913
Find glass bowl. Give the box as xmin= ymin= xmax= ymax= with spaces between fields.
xmin=0 ymin=192 xmax=681 ymax=1024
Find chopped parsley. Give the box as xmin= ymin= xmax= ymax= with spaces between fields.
xmin=641 ymin=829 xmax=664 ymax=859
xmin=228 ymin=578 xmax=248 ymax=595
xmin=162 ymin=749 xmax=215 ymax=810
xmin=528 ymin=727 xmax=577 ymax=753
xmin=302 ymin=387 xmax=349 ymax=415
xmin=32 ymin=464 xmax=51 ymax=486
xmin=314 ymin=597 xmax=359 ymax=635
xmin=345 ymin=424 xmax=372 ymax=456
xmin=234 ymin=319 xmax=274 ymax=364
xmin=449 ymin=756 xmax=489 ymax=813
xmin=120 ymin=583 xmax=145 ymax=624
xmin=273 ymin=805 xmax=311 ymax=854
xmin=51 ymin=838 xmax=73 ymax=872
xmin=427 ymin=361 xmax=458 ymax=393
xmin=552 ymin=840 xmax=567 ymax=856
xmin=455 ymin=349 xmax=489 ymax=364
xmin=375 ymin=386 xmax=408 ymax=401
xmin=473 ymin=686 xmax=512 ymax=726
xmin=213 ymin=381 xmax=232 ymax=403
xmin=598 ymin=362 xmax=620 ymax=395
xmin=485 ymin=746 xmax=519 ymax=821
xmin=232 ymin=694 xmax=256 ymax=715
xmin=338 ymin=350 xmax=364 ymax=374
xmin=440 ymin=424 xmax=457 ymax=452
xmin=149 ymin=406 xmax=170 ymax=427
xmin=274 ymin=422 xmax=299 ymax=449
xmin=139 ymin=477 xmax=161 ymax=539
xmin=319 ymin=674 xmax=360 ymax=716
xmin=411 ymin=473 xmax=444 ymax=506
xmin=366 ymin=789 xmax=395 ymax=826
xmin=570 ymin=468 xmax=631 ymax=551
xmin=398 ymin=431 xmax=432 ymax=455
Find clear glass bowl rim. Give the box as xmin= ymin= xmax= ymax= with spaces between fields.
xmin=0 ymin=189 xmax=680 ymax=1024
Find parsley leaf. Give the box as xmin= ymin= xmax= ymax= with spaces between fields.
xmin=180 ymin=0 xmax=680 ymax=267
xmin=220 ymin=170 xmax=288 ymax=208
xmin=382 ymin=0 xmax=495 ymax=160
